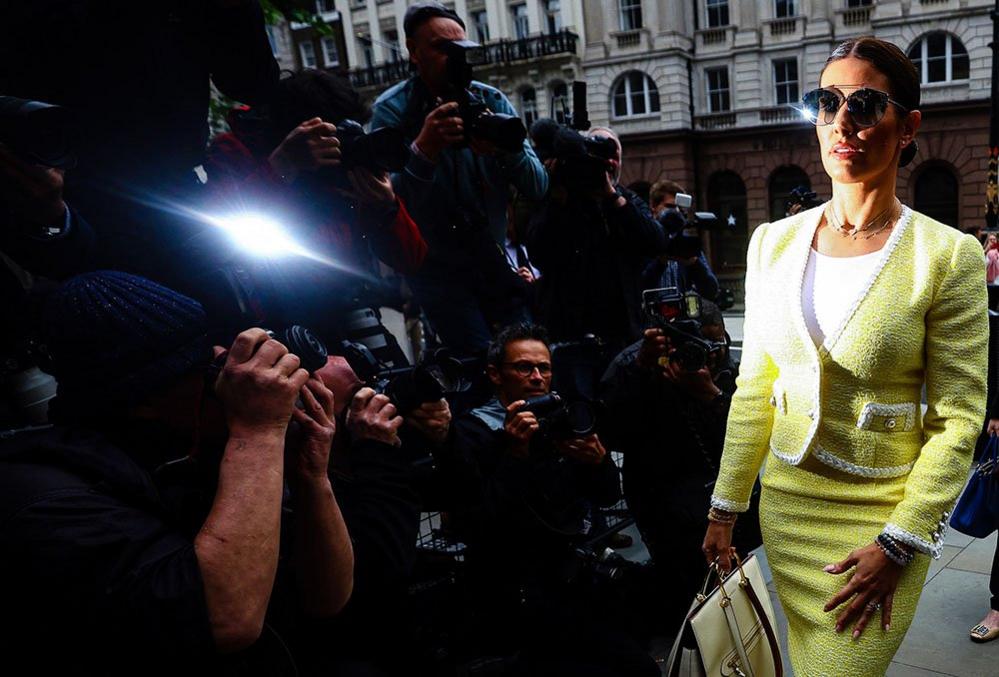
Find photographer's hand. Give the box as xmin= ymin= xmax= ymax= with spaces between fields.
xmin=288 ymin=376 xmax=337 ymax=483
xmin=346 ymin=167 xmax=396 ymax=208
xmin=504 ymin=400 xmax=540 ymax=458
xmin=414 ymin=102 xmax=464 ymax=162
xmin=555 ymin=434 xmax=606 ymax=465
xmin=662 ymin=357 xmax=722 ymax=404
xmin=346 ymin=387 xmax=404 ymax=447
xmin=268 ymin=117 xmax=341 ymax=183
xmin=636 ymin=328 xmax=668 ymax=371
xmin=215 ymin=328 xmax=311 ymax=436
xmin=405 ymin=398 xmax=452 ymax=445
xmin=0 ymin=145 xmax=67 ymax=227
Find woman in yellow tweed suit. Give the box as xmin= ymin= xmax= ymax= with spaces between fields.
xmin=702 ymin=38 xmax=988 ymax=676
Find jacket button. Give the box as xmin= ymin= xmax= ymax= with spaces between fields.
xmin=769 ymin=395 xmax=776 ymax=407
xmin=885 ymin=418 xmax=897 ymax=430
xmin=808 ymin=410 xmax=815 ymax=420
xmin=932 ymin=531 xmax=941 ymax=541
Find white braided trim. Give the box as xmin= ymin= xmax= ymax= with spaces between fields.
xmin=857 ymin=402 xmax=916 ymax=432
xmin=812 ymin=446 xmax=916 ymax=478
xmin=884 ymin=523 xmax=943 ymax=559
xmin=711 ymin=495 xmax=750 ymax=513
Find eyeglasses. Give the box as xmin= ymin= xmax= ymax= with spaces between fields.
xmin=800 ymin=87 xmax=908 ymax=129
xmin=503 ymin=361 xmax=553 ymax=377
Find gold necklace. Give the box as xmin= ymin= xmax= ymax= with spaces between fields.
xmin=824 ymin=198 xmax=901 ymax=240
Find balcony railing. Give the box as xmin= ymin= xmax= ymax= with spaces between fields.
xmin=759 ymin=106 xmax=800 ymax=124
xmin=696 ymin=112 xmax=737 ymax=130
xmin=349 ymin=30 xmax=579 ymax=89
xmin=768 ymin=16 xmax=799 ymax=37
xmin=842 ymin=6 xmax=872 ymax=26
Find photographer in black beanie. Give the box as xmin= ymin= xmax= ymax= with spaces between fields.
xmin=0 ymin=271 xmax=353 ymax=675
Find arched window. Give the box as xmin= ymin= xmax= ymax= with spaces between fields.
xmin=768 ymin=165 xmax=810 ymax=222
xmin=550 ymin=81 xmax=569 ymax=123
xmin=907 ymin=33 xmax=969 ymax=84
xmin=520 ymin=88 xmax=538 ymax=128
xmin=914 ymin=166 xmax=959 ymax=229
xmin=611 ymin=71 xmax=661 ymax=119
xmin=707 ymin=171 xmax=749 ymax=270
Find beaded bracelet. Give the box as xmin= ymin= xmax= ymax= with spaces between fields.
xmin=876 ymin=533 xmax=914 ymax=566
xmin=707 ymin=507 xmax=738 ymax=525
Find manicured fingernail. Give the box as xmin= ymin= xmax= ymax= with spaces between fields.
xmin=835 ymin=624 xmax=842 ymax=633
xmin=823 ymin=564 xmax=836 ymax=573
xmin=853 ymin=630 xmax=860 ymax=639
xmin=884 ymin=624 xmax=890 ymax=632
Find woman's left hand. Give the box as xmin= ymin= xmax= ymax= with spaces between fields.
xmin=823 ymin=543 xmax=904 ymax=638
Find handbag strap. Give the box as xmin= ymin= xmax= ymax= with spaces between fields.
xmin=741 ymin=576 xmax=784 ymax=677
xmin=722 ymin=597 xmax=756 ymax=677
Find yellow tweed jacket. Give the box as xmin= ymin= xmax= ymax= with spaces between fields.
xmin=711 ymin=204 xmax=988 ymax=557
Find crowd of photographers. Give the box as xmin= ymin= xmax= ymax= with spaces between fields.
xmin=0 ymin=2 xmax=754 ymax=675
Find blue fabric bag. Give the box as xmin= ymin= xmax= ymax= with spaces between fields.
xmin=950 ymin=435 xmax=999 ymax=538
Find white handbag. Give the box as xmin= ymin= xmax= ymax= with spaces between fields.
xmin=665 ymin=553 xmax=783 ymax=677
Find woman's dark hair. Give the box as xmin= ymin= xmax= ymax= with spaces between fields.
xmin=487 ymin=323 xmax=550 ymax=369
xmin=268 ymin=69 xmax=371 ymax=141
xmin=822 ymin=37 xmax=920 ymax=167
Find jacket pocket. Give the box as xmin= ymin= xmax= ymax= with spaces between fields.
xmin=856 ymin=402 xmax=917 ymax=433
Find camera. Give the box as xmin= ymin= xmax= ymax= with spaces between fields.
xmin=642 ymin=287 xmax=726 ymax=372
xmin=0 ymin=96 xmax=76 ymax=169
xmin=660 ymin=193 xmax=722 ymax=260
xmin=784 ymin=185 xmax=819 ymax=216
xmin=341 ymin=342 xmax=471 ymax=415
xmin=441 ymin=40 xmax=527 ymax=153
xmin=518 ymin=390 xmax=597 ymax=441
xmin=549 ymin=127 xmax=618 ymax=195
xmin=335 ymin=119 xmax=409 ymax=174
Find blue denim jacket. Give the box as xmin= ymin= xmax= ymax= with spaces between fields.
xmin=370 ymin=78 xmax=548 ymax=257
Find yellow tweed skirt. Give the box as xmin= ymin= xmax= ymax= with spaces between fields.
xmin=759 ymin=453 xmax=931 ymax=677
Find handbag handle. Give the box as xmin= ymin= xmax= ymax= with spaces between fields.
xmin=715 ymin=553 xmax=784 ymax=677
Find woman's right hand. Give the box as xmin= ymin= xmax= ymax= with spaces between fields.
xmin=703 ymin=521 xmax=736 ymax=574
xmin=987 ymin=418 xmax=999 ymax=436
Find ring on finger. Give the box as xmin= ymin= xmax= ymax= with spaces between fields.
xmin=865 ymin=601 xmax=882 ymax=612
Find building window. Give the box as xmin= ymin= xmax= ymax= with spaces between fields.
xmin=321 ymin=36 xmax=340 ymax=67
xmin=356 ymin=36 xmax=374 ymax=68
xmin=611 ymin=71 xmax=661 ymax=118
xmin=775 ymin=0 xmax=795 ymax=17
xmin=511 ymin=3 xmax=530 ymax=40
xmin=473 ymin=10 xmax=490 ymax=43
xmin=914 ymin=165 xmax=959 ymax=228
xmin=706 ymin=171 xmax=749 ymax=271
xmin=769 ymin=166 xmax=810 ymax=222
xmin=705 ymin=66 xmax=730 ymax=112
xmin=521 ymin=88 xmax=538 ymax=128
xmin=545 ymin=0 xmax=562 ymax=34
xmin=550 ymin=81 xmax=569 ymax=123
xmin=706 ymin=0 xmax=729 ymax=28
xmin=908 ymin=33 xmax=970 ymax=84
xmin=383 ymin=29 xmax=401 ymax=62
xmin=846 ymin=0 xmax=872 ymax=6
xmin=316 ymin=0 xmax=336 ymax=12
xmin=299 ymin=41 xmax=317 ymax=69
xmin=773 ymin=58 xmax=798 ymax=105
xmin=619 ymin=0 xmax=643 ymax=31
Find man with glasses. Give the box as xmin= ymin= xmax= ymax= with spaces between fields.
xmin=441 ymin=322 xmax=657 ymax=676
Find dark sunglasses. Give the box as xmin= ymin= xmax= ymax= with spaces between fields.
xmin=800 ymin=87 xmax=909 ymax=128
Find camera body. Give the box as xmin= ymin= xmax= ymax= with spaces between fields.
xmin=550 ymin=127 xmax=617 ymax=195
xmin=0 ymin=96 xmax=76 ymax=169
xmin=441 ymin=40 xmax=527 ymax=153
xmin=335 ymin=119 xmax=409 ymax=174
xmin=519 ymin=390 xmax=597 ymax=441
xmin=642 ymin=287 xmax=725 ymax=372
xmin=661 ymin=192 xmax=722 ymax=260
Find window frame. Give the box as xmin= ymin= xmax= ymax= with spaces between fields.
xmin=299 ymin=40 xmax=318 ymax=69
xmin=611 ymin=71 xmax=661 ymax=119
xmin=706 ymin=0 xmax=729 ymax=28
xmin=511 ymin=3 xmax=530 ymax=40
xmin=909 ymin=33 xmax=969 ymax=85
xmin=521 ymin=88 xmax=538 ymax=127
xmin=321 ymin=36 xmax=340 ymax=67
xmin=545 ymin=0 xmax=563 ymax=34
xmin=705 ymin=66 xmax=731 ymax=113
xmin=774 ymin=0 xmax=795 ymax=18
xmin=550 ymin=81 xmax=570 ymax=123
xmin=773 ymin=57 xmax=799 ymax=105
xmin=472 ymin=10 xmax=490 ymax=43
xmin=618 ymin=0 xmax=643 ymax=32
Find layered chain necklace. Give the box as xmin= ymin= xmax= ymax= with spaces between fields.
xmin=824 ymin=198 xmax=901 ymax=240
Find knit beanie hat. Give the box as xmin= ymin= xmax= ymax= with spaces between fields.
xmin=41 ymin=270 xmax=210 ymax=416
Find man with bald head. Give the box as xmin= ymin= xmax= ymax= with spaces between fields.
xmin=371 ymin=2 xmax=548 ymax=356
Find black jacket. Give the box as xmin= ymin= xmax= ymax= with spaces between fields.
xmin=527 ymin=186 xmax=666 ymax=350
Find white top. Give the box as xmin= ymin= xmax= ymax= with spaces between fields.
xmin=802 ymin=247 xmax=883 ymax=347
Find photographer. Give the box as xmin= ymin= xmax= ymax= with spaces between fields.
xmin=0 ymin=272 xmax=353 ymax=674
xmin=644 ymin=179 xmax=719 ymax=300
xmin=444 ymin=323 xmax=657 ymax=676
xmin=205 ymin=69 xmax=427 ymax=347
xmin=599 ymin=300 xmax=760 ymax=628
xmin=370 ymin=2 xmax=548 ymax=355
xmin=526 ymin=126 xmax=666 ymax=353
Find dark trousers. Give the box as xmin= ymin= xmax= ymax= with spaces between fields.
xmin=991 ymin=539 xmax=999 ymax=611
